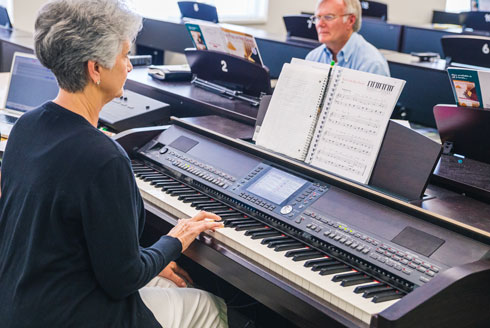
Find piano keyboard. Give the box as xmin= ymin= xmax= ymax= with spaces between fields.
xmin=132 ymin=161 xmax=404 ymax=324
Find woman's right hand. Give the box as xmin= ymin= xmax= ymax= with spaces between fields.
xmin=167 ymin=211 xmax=223 ymax=252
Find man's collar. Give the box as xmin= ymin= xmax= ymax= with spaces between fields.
xmin=322 ymin=32 xmax=358 ymax=63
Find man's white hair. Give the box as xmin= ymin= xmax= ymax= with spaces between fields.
xmin=316 ymin=0 xmax=362 ymax=32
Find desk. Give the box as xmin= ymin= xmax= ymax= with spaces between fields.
xmin=125 ymin=67 xmax=258 ymax=125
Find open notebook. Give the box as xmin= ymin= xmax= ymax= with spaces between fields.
xmin=255 ymin=59 xmax=405 ymax=184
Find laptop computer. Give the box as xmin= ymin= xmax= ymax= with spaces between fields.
xmin=0 ymin=52 xmax=59 ymax=137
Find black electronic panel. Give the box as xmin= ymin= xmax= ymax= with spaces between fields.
xmin=360 ymin=1 xmax=388 ymax=21
xmin=178 ymin=1 xmax=219 ymax=23
xmin=358 ymin=17 xmax=402 ymax=51
xmin=442 ymin=35 xmax=490 ymax=68
xmin=401 ymin=26 xmax=456 ymax=57
xmin=431 ymin=10 xmax=460 ymax=25
xmin=283 ymin=15 xmax=318 ymax=41
xmin=136 ymin=18 xmax=193 ymax=54
xmin=460 ymin=11 xmax=490 ymax=32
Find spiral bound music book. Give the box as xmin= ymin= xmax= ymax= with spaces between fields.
xmin=256 ymin=59 xmax=405 ymax=184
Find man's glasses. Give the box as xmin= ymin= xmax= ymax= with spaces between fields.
xmin=310 ymin=13 xmax=352 ymax=24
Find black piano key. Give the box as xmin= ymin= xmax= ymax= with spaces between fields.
xmin=354 ymin=283 xmax=388 ymax=294
xmin=169 ymin=190 xmax=197 ymax=196
xmin=218 ymin=212 xmax=245 ymax=218
xmin=244 ymin=227 xmax=270 ymax=236
xmin=261 ymin=235 xmax=288 ymax=245
xmin=340 ymin=276 xmax=373 ymax=287
xmin=135 ymin=171 xmax=156 ymax=177
xmin=363 ymin=287 xmax=395 ymax=299
xmin=234 ymin=223 xmax=264 ymax=231
xmin=372 ymin=290 xmax=404 ymax=303
xmin=251 ymin=231 xmax=281 ymax=240
xmin=150 ymin=179 xmax=174 ymax=185
xmin=182 ymin=196 xmax=209 ymax=203
xmin=190 ymin=200 xmax=218 ymax=207
xmin=213 ymin=209 xmax=238 ymax=215
xmin=267 ymin=238 xmax=295 ymax=248
xmin=177 ymin=193 xmax=201 ymax=200
xmin=312 ymin=260 xmax=340 ymax=271
xmin=319 ymin=265 xmax=350 ymax=275
xmin=198 ymin=205 xmax=229 ymax=211
xmin=227 ymin=219 xmax=254 ymax=227
xmin=154 ymin=181 xmax=181 ymax=188
xmin=143 ymin=175 xmax=166 ymax=181
xmin=304 ymin=257 xmax=332 ymax=267
xmin=274 ymin=242 xmax=304 ymax=252
xmin=164 ymin=187 xmax=190 ymax=193
xmin=285 ymin=248 xmax=320 ymax=259
xmin=331 ymin=271 xmax=363 ymax=282
xmin=137 ymin=172 xmax=161 ymax=178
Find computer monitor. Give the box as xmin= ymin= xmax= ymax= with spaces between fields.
xmin=0 ymin=6 xmax=12 ymax=29
xmin=459 ymin=11 xmax=490 ymax=32
xmin=283 ymin=15 xmax=318 ymax=42
xmin=401 ymin=26 xmax=456 ymax=57
xmin=441 ymin=35 xmax=490 ymax=68
xmin=360 ymin=1 xmax=388 ymax=21
xmin=178 ymin=1 xmax=219 ymax=23
xmin=358 ymin=17 xmax=402 ymax=51
xmin=431 ymin=10 xmax=461 ymax=25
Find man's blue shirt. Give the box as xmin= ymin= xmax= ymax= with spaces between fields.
xmin=305 ymin=32 xmax=390 ymax=76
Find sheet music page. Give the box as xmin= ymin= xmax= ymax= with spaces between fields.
xmin=255 ymin=63 xmax=330 ymax=160
xmin=307 ymin=67 xmax=405 ymax=184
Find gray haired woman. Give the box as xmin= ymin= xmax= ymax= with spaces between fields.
xmin=0 ymin=0 xmax=227 ymax=327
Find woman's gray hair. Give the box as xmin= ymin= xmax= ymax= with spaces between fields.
xmin=34 ymin=0 xmax=142 ymax=93
xmin=317 ymin=0 xmax=362 ymax=32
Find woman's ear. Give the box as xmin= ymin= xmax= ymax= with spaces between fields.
xmin=87 ymin=60 xmax=101 ymax=85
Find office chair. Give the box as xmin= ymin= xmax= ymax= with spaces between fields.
xmin=459 ymin=11 xmax=490 ymax=32
xmin=0 ymin=6 xmax=12 ymax=29
xmin=283 ymin=15 xmax=318 ymax=42
xmin=178 ymin=1 xmax=219 ymax=23
xmin=441 ymin=34 xmax=490 ymax=68
xmin=431 ymin=10 xmax=461 ymax=25
xmin=360 ymin=1 xmax=388 ymax=21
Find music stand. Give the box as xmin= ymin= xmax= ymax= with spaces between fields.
xmin=0 ymin=6 xmax=12 ymax=30
xmin=431 ymin=10 xmax=461 ymax=25
xmin=178 ymin=1 xmax=219 ymax=23
xmin=283 ymin=15 xmax=318 ymax=42
xmin=441 ymin=35 xmax=490 ymax=68
xmin=360 ymin=1 xmax=388 ymax=21
xmin=185 ymin=48 xmax=271 ymax=103
xmin=459 ymin=11 xmax=490 ymax=32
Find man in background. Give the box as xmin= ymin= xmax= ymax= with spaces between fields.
xmin=306 ymin=0 xmax=390 ymax=76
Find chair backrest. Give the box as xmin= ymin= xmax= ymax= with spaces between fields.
xmin=431 ymin=10 xmax=461 ymax=25
xmin=360 ymin=1 xmax=388 ymax=21
xmin=283 ymin=15 xmax=318 ymax=41
xmin=0 ymin=6 xmax=12 ymax=29
xmin=441 ymin=34 xmax=490 ymax=68
xmin=459 ymin=11 xmax=490 ymax=32
xmin=178 ymin=1 xmax=219 ymax=23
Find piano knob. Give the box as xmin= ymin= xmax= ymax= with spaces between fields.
xmin=280 ymin=205 xmax=293 ymax=215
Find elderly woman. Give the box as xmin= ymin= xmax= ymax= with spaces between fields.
xmin=0 ymin=0 xmax=228 ymax=327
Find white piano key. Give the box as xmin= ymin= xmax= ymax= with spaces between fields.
xmin=135 ymin=173 xmax=402 ymax=325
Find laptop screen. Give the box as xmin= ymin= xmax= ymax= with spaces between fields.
xmin=5 ymin=54 xmax=59 ymax=113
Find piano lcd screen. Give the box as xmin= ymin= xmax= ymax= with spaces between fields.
xmin=246 ymin=168 xmax=307 ymax=205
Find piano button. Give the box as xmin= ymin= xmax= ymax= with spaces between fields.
xmin=273 ymin=242 xmax=304 ymax=252
xmin=261 ymin=235 xmax=289 ymax=245
xmin=319 ymin=264 xmax=350 ymax=275
xmin=353 ymin=282 xmax=387 ymax=294
xmin=332 ymin=271 xmax=362 ymax=282
xmin=234 ymin=223 xmax=264 ymax=231
xmin=371 ymin=290 xmax=404 ymax=303
xmin=363 ymin=287 xmax=395 ymax=299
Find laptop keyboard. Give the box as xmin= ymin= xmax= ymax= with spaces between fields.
xmin=0 ymin=114 xmax=18 ymax=124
